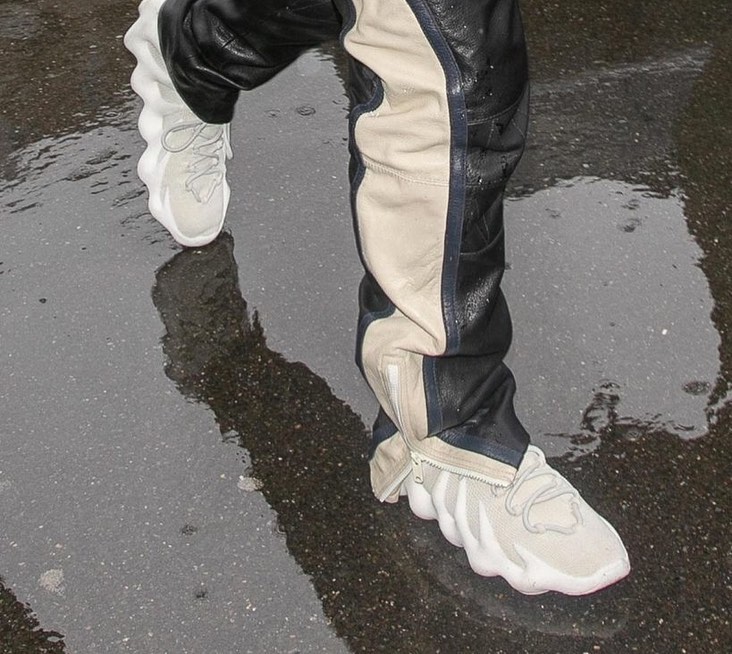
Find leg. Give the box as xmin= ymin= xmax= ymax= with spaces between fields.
xmin=124 ymin=0 xmax=341 ymax=246
xmin=341 ymin=0 xmax=530 ymax=499
xmin=337 ymin=0 xmax=630 ymax=595
xmin=158 ymin=0 xmax=343 ymax=124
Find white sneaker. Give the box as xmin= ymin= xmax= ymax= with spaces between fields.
xmin=124 ymin=0 xmax=232 ymax=247
xmin=401 ymin=445 xmax=630 ymax=595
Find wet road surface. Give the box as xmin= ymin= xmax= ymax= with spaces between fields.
xmin=1 ymin=0 xmax=730 ymax=652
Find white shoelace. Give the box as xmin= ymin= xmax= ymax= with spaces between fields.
xmin=161 ymin=121 xmax=231 ymax=203
xmin=494 ymin=451 xmax=583 ymax=535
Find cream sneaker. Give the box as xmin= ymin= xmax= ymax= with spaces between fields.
xmin=124 ymin=0 xmax=232 ymax=247
xmin=401 ymin=445 xmax=630 ymax=595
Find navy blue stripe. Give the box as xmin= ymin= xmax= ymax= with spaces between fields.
xmin=348 ymin=81 xmax=391 ymax=374
xmin=347 ymin=81 xmax=385 ymax=269
xmin=422 ymin=356 xmax=443 ymax=434
xmin=340 ymin=5 xmax=394 ymax=375
xmin=405 ymin=0 xmax=468 ymax=358
xmin=406 ymin=0 xmax=468 ymax=435
xmin=337 ymin=0 xmax=357 ymax=47
xmin=369 ymin=415 xmax=399 ymax=459
xmin=339 ymin=0 xmax=379 ymax=276
xmin=355 ymin=303 xmax=395 ymax=375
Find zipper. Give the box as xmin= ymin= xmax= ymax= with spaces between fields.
xmin=377 ymin=461 xmax=412 ymax=502
xmin=381 ymin=361 xmax=511 ymax=493
xmin=410 ymin=451 xmax=424 ymax=484
xmin=385 ymin=362 xmax=404 ymax=429
xmin=405 ymin=447 xmax=510 ymax=488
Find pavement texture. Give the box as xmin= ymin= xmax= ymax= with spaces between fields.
xmin=1 ymin=1 xmax=730 ymax=653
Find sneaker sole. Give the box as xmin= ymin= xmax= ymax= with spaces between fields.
xmin=403 ymin=475 xmax=630 ymax=596
xmin=124 ymin=0 xmax=229 ymax=247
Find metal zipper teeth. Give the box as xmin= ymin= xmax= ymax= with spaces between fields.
xmin=407 ymin=446 xmax=512 ymax=489
xmin=383 ymin=362 xmax=512 ymax=493
xmin=385 ymin=363 xmax=404 ymax=428
xmin=378 ymin=439 xmax=511 ymax=502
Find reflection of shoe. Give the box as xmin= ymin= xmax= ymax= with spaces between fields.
xmin=405 ymin=518 xmax=628 ymax=638
xmin=124 ymin=0 xmax=232 ymax=247
xmin=401 ymin=445 xmax=630 ymax=596
xmin=150 ymin=236 xmax=632 ymax=642
xmin=152 ymin=232 xmax=249 ymax=387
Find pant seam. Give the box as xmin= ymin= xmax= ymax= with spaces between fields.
xmin=360 ymin=154 xmax=450 ymax=187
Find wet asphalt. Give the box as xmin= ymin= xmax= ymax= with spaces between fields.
xmin=1 ymin=1 xmax=730 ymax=652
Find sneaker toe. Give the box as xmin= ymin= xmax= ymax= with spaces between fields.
xmin=509 ymin=510 xmax=630 ymax=595
xmin=160 ymin=182 xmax=229 ymax=247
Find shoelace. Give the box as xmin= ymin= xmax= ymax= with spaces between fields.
xmin=161 ymin=121 xmax=231 ymax=203
xmin=494 ymin=451 xmax=583 ymax=535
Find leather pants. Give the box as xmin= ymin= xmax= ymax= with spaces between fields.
xmin=159 ymin=0 xmax=531 ymax=498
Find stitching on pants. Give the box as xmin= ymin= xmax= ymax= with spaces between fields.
xmin=360 ymin=153 xmax=450 ymax=187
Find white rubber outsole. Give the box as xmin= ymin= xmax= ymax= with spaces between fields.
xmin=124 ymin=0 xmax=229 ymax=247
xmin=402 ymin=473 xmax=630 ymax=596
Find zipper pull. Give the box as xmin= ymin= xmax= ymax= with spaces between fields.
xmin=410 ymin=451 xmax=424 ymax=484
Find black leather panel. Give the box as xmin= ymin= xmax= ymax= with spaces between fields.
xmin=152 ymin=0 xmax=532 ymax=462
xmin=411 ymin=1 xmax=530 ymax=451
xmin=159 ymin=0 xmax=342 ymax=122
xmin=424 ymin=0 xmax=528 ymax=119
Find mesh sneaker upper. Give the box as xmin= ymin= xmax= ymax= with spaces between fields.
xmin=402 ymin=445 xmax=630 ymax=595
xmin=125 ymin=0 xmax=232 ymax=247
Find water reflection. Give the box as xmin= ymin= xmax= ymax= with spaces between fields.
xmin=505 ymin=176 xmax=722 ymax=455
xmin=520 ymin=0 xmax=727 ymax=80
xmin=0 ymin=0 xmax=136 ymax=158
xmin=0 ymin=579 xmax=66 ymax=652
xmin=514 ymin=47 xmax=710 ymax=195
xmin=151 ymin=233 xmax=633 ymax=650
xmin=151 ymin=233 xmax=731 ymax=652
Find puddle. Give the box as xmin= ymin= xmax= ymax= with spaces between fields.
xmin=0 ymin=580 xmax=66 ymax=652
xmin=504 ymin=176 xmax=722 ymax=455
xmin=1 ymin=3 xmax=729 ymax=651
xmin=149 ymin=234 xmax=638 ymax=649
xmin=0 ymin=117 xmax=349 ymax=654
xmin=0 ymin=3 xmax=42 ymax=40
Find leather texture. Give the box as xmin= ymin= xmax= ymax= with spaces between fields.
xmin=156 ymin=0 xmax=532 ymax=481
xmin=159 ymin=0 xmax=342 ymax=122
xmin=347 ymin=0 xmax=530 ymax=468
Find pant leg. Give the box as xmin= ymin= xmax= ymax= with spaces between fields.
xmin=334 ymin=0 xmax=531 ymax=499
xmin=158 ymin=0 xmax=343 ymax=123
xmin=156 ymin=0 xmax=531 ymax=500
